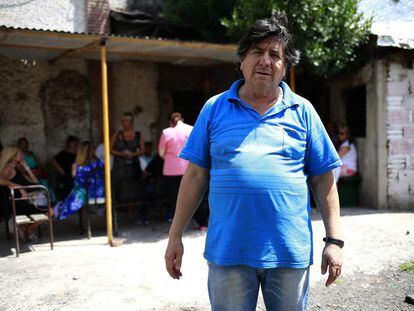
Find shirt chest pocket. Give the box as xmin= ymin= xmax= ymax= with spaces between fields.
xmin=282 ymin=128 xmax=307 ymax=160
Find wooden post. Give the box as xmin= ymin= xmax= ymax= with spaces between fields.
xmin=100 ymin=39 xmax=113 ymax=246
xmin=289 ymin=66 xmax=296 ymax=92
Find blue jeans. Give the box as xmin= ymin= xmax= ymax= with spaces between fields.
xmin=208 ymin=262 xmax=309 ymax=311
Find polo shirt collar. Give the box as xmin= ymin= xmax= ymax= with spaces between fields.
xmin=227 ymin=79 xmax=299 ymax=110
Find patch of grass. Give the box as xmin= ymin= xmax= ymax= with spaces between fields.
xmin=400 ymin=261 xmax=414 ymax=273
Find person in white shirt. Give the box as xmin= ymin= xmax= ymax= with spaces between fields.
xmin=95 ymin=143 xmax=113 ymax=170
xmin=333 ymin=125 xmax=357 ymax=181
xmin=139 ymin=142 xmax=154 ymax=172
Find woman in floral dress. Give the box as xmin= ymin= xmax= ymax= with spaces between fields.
xmin=54 ymin=141 xmax=104 ymax=220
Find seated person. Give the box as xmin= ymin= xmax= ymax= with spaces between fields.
xmin=0 ymin=147 xmax=49 ymax=242
xmin=54 ymin=141 xmax=104 ymax=220
xmin=333 ymin=125 xmax=358 ymax=182
xmin=17 ymin=137 xmax=57 ymax=203
xmin=52 ymin=135 xmax=79 ymax=200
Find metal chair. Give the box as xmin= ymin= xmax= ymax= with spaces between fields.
xmin=9 ymin=184 xmax=54 ymax=257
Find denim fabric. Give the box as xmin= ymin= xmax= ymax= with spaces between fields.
xmin=208 ymin=262 xmax=309 ymax=311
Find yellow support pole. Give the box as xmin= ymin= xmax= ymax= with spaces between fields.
xmin=100 ymin=39 xmax=113 ymax=246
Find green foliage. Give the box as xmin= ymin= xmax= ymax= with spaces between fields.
xmin=222 ymin=0 xmax=372 ymax=76
xmin=400 ymin=261 xmax=414 ymax=273
xmin=163 ymin=0 xmax=371 ymax=77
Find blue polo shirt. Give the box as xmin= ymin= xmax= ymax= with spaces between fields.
xmin=179 ymin=80 xmax=341 ymax=268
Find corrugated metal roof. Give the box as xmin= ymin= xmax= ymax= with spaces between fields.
xmin=359 ymin=0 xmax=414 ymax=49
xmin=0 ymin=26 xmax=238 ymax=65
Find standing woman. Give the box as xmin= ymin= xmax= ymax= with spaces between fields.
xmin=158 ymin=112 xmax=193 ymax=222
xmin=111 ymin=112 xmax=145 ymax=220
xmin=333 ymin=124 xmax=358 ymax=181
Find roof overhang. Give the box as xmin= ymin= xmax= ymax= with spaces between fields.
xmin=0 ymin=27 xmax=238 ymax=66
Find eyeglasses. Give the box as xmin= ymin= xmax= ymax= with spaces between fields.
xmin=339 ymin=132 xmax=346 ymax=135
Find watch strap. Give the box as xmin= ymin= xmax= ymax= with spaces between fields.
xmin=323 ymin=237 xmax=344 ymax=248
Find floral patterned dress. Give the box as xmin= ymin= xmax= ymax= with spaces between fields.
xmin=54 ymin=160 xmax=105 ymax=220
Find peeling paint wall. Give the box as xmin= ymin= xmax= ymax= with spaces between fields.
xmin=0 ymin=56 xmax=89 ymax=164
xmin=386 ymin=61 xmax=414 ymax=209
xmin=40 ymin=70 xmax=91 ymax=157
xmin=0 ymin=0 xmax=86 ymax=33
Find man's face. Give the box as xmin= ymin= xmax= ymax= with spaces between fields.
xmin=240 ymin=37 xmax=287 ymax=90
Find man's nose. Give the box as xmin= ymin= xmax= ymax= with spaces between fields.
xmin=258 ymin=53 xmax=271 ymax=66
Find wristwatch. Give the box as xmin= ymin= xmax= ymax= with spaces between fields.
xmin=323 ymin=237 xmax=344 ymax=248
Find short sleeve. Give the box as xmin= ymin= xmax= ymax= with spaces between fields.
xmin=179 ymin=101 xmax=212 ymax=169
xmin=304 ymin=105 xmax=341 ymax=176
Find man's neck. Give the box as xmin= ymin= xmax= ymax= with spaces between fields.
xmin=239 ymin=81 xmax=282 ymax=115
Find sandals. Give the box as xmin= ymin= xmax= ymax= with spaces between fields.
xmin=17 ymin=225 xmax=39 ymax=243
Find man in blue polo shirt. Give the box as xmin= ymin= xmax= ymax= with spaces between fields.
xmin=165 ymin=12 xmax=343 ymax=311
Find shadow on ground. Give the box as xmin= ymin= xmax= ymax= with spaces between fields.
xmin=0 ymin=210 xmax=207 ymax=257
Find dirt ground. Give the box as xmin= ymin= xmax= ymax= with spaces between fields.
xmin=0 ymin=208 xmax=413 ymax=311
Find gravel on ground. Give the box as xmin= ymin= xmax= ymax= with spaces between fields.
xmin=0 ymin=208 xmax=413 ymax=311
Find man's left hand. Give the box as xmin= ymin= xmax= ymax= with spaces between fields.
xmin=321 ymin=244 xmax=343 ymax=287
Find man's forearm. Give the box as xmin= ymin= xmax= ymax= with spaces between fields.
xmin=310 ymin=171 xmax=342 ymax=239
xmin=169 ymin=164 xmax=209 ymax=239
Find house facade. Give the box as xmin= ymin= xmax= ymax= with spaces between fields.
xmin=327 ymin=0 xmax=414 ymax=209
xmin=0 ymin=0 xmax=237 ymax=163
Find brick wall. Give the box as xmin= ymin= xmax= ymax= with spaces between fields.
xmin=86 ymin=0 xmax=110 ymax=34
xmin=386 ymin=62 xmax=414 ymax=208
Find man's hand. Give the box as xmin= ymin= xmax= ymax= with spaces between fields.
xmin=321 ymin=244 xmax=343 ymax=287
xmin=165 ymin=237 xmax=184 ymax=280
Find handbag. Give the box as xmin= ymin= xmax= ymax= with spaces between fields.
xmin=28 ymin=190 xmax=48 ymax=209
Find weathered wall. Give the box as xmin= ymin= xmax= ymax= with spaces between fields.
xmin=0 ymin=0 xmax=86 ymax=33
xmin=386 ymin=60 xmax=414 ymax=209
xmin=0 ymin=56 xmax=89 ymax=163
xmin=109 ymin=61 xmax=159 ymax=142
xmin=157 ymin=64 xmax=237 ymax=122
xmin=40 ymin=70 xmax=91 ymax=157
